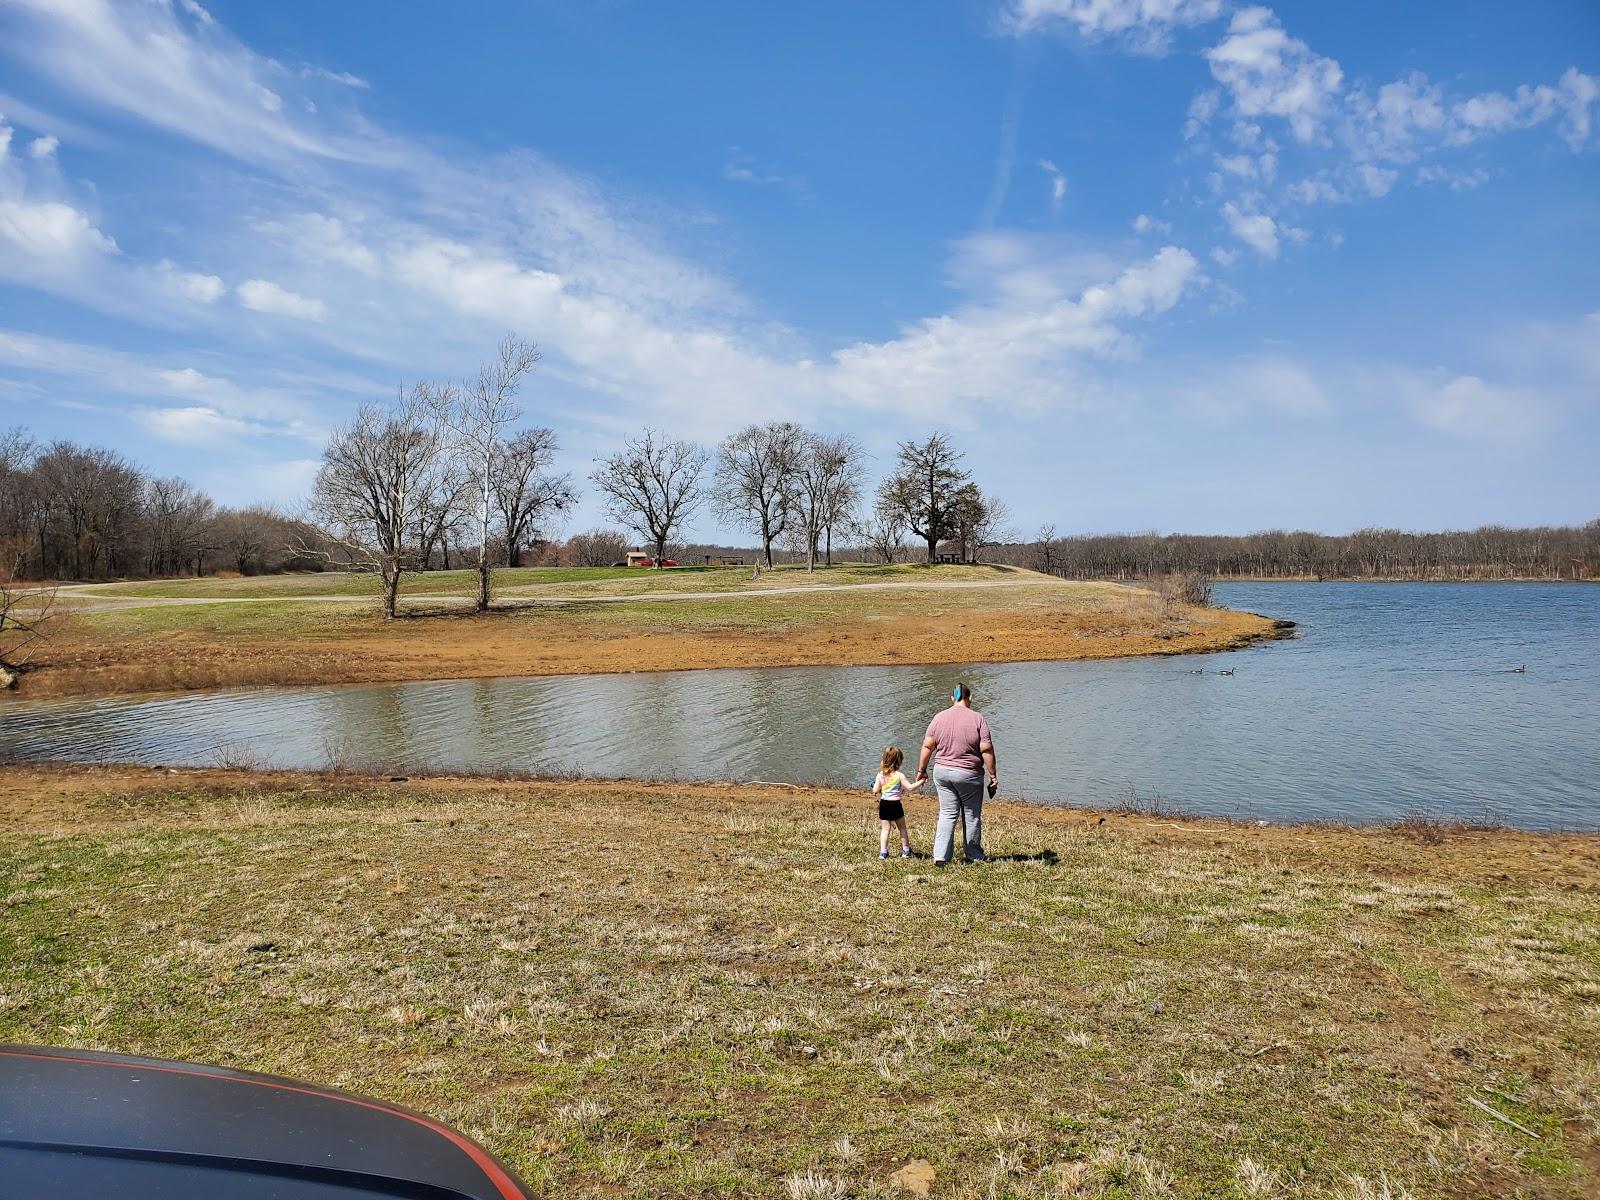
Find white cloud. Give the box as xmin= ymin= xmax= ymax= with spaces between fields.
xmin=26 ymin=134 xmax=58 ymax=158
xmin=1447 ymin=67 xmax=1600 ymax=152
xmin=0 ymin=121 xmax=119 ymax=279
xmin=1038 ymin=158 xmax=1067 ymax=211
xmin=1406 ymin=373 xmax=1546 ymax=439
xmin=722 ymin=148 xmax=804 ymax=190
xmin=830 ymin=245 xmax=1201 ymax=414
xmin=1415 ymin=164 xmax=1490 ymax=191
xmin=1172 ymin=9 xmax=1598 ymax=265
xmin=2 ymin=0 xmax=390 ymax=166
xmin=302 ymin=66 xmax=369 ymax=89
xmin=136 ymin=404 xmax=272 ymax=446
xmin=1220 ymin=201 xmax=1279 ymax=257
xmin=0 ymin=194 xmax=118 ymax=261
xmin=237 ymin=278 xmax=328 ymax=320
xmin=1132 ymin=213 xmax=1173 ymax=235
xmin=1004 ymin=0 xmax=1224 ymax=54
xmin=0 ymin=326 xmax=341 ymax=444
xmin=1184 ymin=89 xmax=1220 ymax=140
xmin=154 ymin=260 xmax=225 ymax=304
xmin=1204 ymin=7 xmax=1343 ymax=143
xmin=1209 ymin=245 xmax=1238 ymax=266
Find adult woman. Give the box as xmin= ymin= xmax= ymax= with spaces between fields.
xmin=915 ymin=681 xmax=997 ymax=864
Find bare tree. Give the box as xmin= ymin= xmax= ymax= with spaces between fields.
xmin=947 ymin=485 xmax=1012 ymax=563
xmin=713 ymin=421 xmax=803 ymax=569
xmin=145 ymin=476 xmax=215 ymax=577
xmin=1033 ymin=524 xmax=1059 ymax=575
xmin=590 ymin=430 xmax=708 ymax=568
xmin=565 ymin=527 xmax=632 ymax=567
xmin=790 ymin=432 xmax=861 ymax=572
xmin=306 ymin=387 xmax=448 ymax=619
xmin=494 ymin=427 xmax=578 ymax=567
xmin=415 ymin=463 xmax=473 ymax=571
xmin=819 ymin=435 xmax=865 ymax=566
xmin=855 ymin=498 xmax=906 ymax=564
xmin=440 ymin=336 xmax=540 ymax=611
xmin=877 ymin=432 xmax=971 ymax=565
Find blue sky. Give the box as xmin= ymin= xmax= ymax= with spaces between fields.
xmin=1 ymin=0 xmax=1596 ymax=539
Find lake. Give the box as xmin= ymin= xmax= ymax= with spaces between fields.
xmin=2 ymin=583 xmax=1595 ymax=829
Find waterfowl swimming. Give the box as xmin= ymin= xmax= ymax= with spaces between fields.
xmin=1218 ymin=668 xmax=1236 ymax=676
xmin=1510 ymin=664 xmax=1527 ymax=673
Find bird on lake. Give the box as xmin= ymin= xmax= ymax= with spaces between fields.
xmin=1218 ymin=668 xmax=1236 ymax=676
xmin=1510 ymin=664 xmax=1527 ymax=673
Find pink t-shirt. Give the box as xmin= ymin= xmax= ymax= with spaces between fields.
xmin=925 ymin=705 xmax=992 ymax=772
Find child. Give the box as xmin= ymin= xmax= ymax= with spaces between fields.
xmin=871 ymin=745 xmax=922 ymax=860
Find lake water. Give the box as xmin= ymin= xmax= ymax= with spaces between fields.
xmin=2 ymin=583 xmax=1595 ymax=829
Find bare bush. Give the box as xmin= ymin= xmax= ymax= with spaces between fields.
xmin=0 ymin=536 xmax=59 ymax=687
xmin=1154 ymin=571 xmax=1213 ymax=608
xmin=565 ymin=528 xmax=632 ymax=567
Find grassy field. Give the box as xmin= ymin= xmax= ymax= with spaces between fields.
xmin=15 ymin=566 xmax=1280 ymax=699
xmin=2 ymin=766 xmax=1595 ymax=1198
xmin=64 ymin=562 xmax=1018 ymax=602
xmin=68 ymin=565 xmax=682 ymax=599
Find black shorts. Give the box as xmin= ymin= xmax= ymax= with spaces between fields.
xmin=878 ymin=798 xmax=905 ymax=822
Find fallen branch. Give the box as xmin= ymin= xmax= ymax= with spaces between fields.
xmin=1467 ymin=1095 xmax=1539 ymax=1138
xmin=749 ymin=779 xmax=804 ymax=790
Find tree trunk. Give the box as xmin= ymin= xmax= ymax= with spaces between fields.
xmin=382 ymin=567 xmax=400 ymax=620
xmin=825 ymin=526 xmax=832 ymax=567
xmin=926 ymin=533 xmax=937 ymax=565
xmin=476 ymin=453 xmax=492 ymax=613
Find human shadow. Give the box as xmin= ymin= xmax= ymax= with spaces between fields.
xmin=979 ymin=849 xmax=1059 ymax=864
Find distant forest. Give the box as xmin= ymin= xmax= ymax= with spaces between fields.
xmin=994 ymin=524 xmax=1600 ymax=581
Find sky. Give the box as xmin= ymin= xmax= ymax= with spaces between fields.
xmin=1 ymin=0 xmax=1597 ymax=540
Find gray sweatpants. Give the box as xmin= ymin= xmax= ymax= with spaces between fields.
xmin=932 ymin=764 xmax=985 ymax=863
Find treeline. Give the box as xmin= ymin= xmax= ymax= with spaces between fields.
xmin=307 ymin=340 xmax=1014 ymax=616
xmin=1003 ymin=524 xmax=1600 ymax=581
xmin=0 ymin=427 xmax=321 ymax=582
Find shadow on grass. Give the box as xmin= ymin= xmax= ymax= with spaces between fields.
xmin=982 ymin=848 xmax=1059 ymax=864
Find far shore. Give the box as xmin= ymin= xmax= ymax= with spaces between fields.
xmin=5 ymin=565 xmax=1289 ymax=701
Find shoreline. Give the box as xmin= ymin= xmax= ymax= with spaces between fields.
xmin=1 ymin=760 xmax=1583 ymax=839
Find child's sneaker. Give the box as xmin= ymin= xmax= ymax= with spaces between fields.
xmin=879 ymin=851 xmax=890 ymax=860
xmin=900 ymin=849 xmax=914 ymax=858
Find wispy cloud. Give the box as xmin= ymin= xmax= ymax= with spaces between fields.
xmin=1038 ymin=158 xmax=1067 ymax=212
xmin=237 ymin=278 xmax=328 ymax=321
xmin=721 ymin=148 xmax=806 ymax=192
xmin=1002 ymin=0 xmax=1223 ymax=56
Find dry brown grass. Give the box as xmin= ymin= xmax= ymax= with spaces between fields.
xmin=2 ymin=764 xmax=1596 ymax=1198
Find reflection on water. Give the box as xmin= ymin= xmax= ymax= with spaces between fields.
xmin=2 ymin=583 xmax=1596 ymax=829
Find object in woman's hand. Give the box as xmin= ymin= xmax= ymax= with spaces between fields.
xmin=987 ymin=778 xmax=998 ymax=798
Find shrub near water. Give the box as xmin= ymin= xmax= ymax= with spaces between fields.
xmin=2 ymin=770 xmax=1596 ymax=1198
